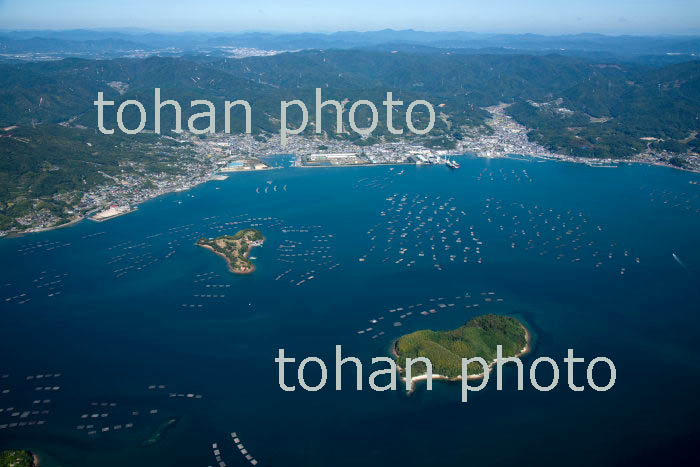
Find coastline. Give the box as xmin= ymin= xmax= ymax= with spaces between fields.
xmin=1 ymin=168 xmax=226 ymax=238
xmin=89 ymin=207 xmax=137 ymax=223
xmin=393 ymin=323 xmax=532 ymax=391
xmin=3 ymin=146 xmax=697 ymax=238
xmin=7 ymin=214 xmax=85 ymax=238
xmin=196 ymin=243 xmax=256 ymax=275
xmin=298 ymin=161 xmax=416 ymax=168
xmin=523 ymin=152 xmax=700 ymax=174
xmin=294 ymin=152 xmax=699 ymax=173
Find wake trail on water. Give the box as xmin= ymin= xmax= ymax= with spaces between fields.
xmin=672 ymin=253 xmax=697 ymax=279
xmin=672 ymin=253 xmax=687 ymax=269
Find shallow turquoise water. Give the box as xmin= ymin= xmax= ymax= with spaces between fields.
xmin=1 ymin=155 xmax=699 ymax=466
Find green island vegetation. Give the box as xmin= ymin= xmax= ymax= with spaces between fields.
xmin=197 ymin=228 xmax=265 ymax=274
xmin=0 ymin=450 xmax=36 ymax=467
xmin=394 ymin=314 xmax=529 ymax=378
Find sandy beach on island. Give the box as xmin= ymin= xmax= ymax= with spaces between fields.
xmin=393 ymin=324 xmax=532 ymax=391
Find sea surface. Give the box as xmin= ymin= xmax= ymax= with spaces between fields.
xmin=1 ymin=155 xmax=699 ymax=467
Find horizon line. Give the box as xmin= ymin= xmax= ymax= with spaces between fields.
xmin=1 ymin=28 xmax=700 ymax=38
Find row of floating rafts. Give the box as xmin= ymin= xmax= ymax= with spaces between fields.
xmin=33 ymin=386 xmax=60 ymax=391
xmin=17 ymin=241 xmax=72 ymax=255
xmin=80 ymin=413 xmax=110 ymax=419
xmin=24 ymin=373 xmax=59 ymax=381
xmin=357 ymin=292 xmax=503 ymax=338
xmin=211 ymin=442 xmax=227 ymax=467
xmin=231 ymin=432 xmax=260 ymax=465
xmin=80 ymin=422 xmax=134 ymax=435
xmin=275 ymin=269 xmax=293 ymax=281
xmin=1 ymin=408 xmax=49 ymax=417
xmin=0 ymin=420 xmax=47 ymax=430
xmin=79 ymin=408 xmax=154 ymax=435
xmin=78 ymin=406 xmax=162 ymax=435
xmin=168 ymin=393 xmax=203 ymax=399
xmin=80 ymin=231 xmax=107 ymax=240
xmin=194 ymin=272 xmax=221 ymax=283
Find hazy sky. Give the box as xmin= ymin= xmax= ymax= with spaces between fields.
xmin=0 ymin=0 xmax=698 ymax=34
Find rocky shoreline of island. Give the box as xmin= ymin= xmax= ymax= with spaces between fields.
xmin=197 ymin=243 xmax=257 ymax=274
xmin=196 ymin=229 xmax=265 ymax=274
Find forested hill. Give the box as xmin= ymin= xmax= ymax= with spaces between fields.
xmin=1 ymin=50 xmax=699 ymax=157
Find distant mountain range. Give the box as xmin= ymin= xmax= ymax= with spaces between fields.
xmin=1 ymin=29 xmax=699 ymax=62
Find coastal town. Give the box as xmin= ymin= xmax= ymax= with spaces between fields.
xmin=2 ymin=105 xmax=698 ymax=237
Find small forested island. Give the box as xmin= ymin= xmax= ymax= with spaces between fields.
xmin=394 ymin=314 xmax=530 ymax=380
xmin=197 ymin=228 xmax=265 ymax=274
xmin=0 ymin=450 xmax=38 ymax=467
xmin=143 ymin=417 xmax=180 ymax=446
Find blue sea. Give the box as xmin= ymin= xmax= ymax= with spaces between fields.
xmin=1 ymin=155 xmax=699 ymax=466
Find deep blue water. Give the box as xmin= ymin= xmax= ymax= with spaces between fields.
xmin=1 ymin=155 xmax=699 ymax=466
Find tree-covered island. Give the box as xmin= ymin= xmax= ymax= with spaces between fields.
xmin=0 ymin=450 xmax=38 ymax=467
xmin=196 ymin=228 xmax=265 ymax=274
xmin=394 ymin=314 xmax=530 ymax=380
